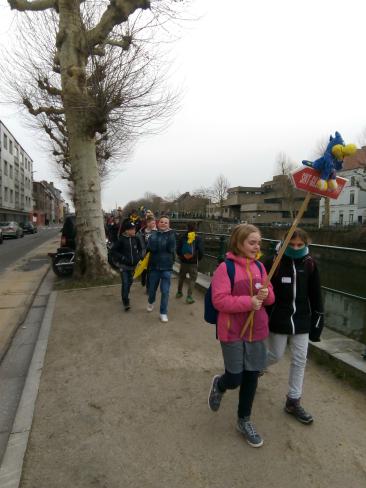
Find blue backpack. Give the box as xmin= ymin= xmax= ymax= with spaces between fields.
xmin=204 ymin=259 xmax=263 ymax=325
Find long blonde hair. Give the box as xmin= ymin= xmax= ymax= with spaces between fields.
xmin=228 ymin=224 xmax=261 ymax=256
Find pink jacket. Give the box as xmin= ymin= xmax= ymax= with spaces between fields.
xmin=211 ymin=252 xmax=275 ymax=342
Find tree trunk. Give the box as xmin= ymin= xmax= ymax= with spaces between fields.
xmin=58 ymin=1 xmax=113 ymax=280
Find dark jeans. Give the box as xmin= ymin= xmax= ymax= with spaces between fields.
xmin=148 ymin=269 xmax=172 ymax=314
xmin=218 ymin=370 xmax=259 ymax=419
xmin=121 ymin=269 xmax=133 ymax=305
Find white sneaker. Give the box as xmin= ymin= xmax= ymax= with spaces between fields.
xmin=160 ymin=314 xmax=168 ymax=323
xmin=147 ymin=303 xmax=154 ymax=312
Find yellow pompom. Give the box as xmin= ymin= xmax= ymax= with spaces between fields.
xmin=187 ymin=232 xmax=196 ymax=244
xmin=328 ymin=179 xmax=338 ymax=191
xmin=342 ymin=144 xmax=357 ymax=157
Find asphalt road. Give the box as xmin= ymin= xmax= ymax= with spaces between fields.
xmin=0 ymin=227 xmax=61 ymax=273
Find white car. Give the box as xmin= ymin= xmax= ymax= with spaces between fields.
xmin=0 ymin=221 xmax=24 ymax=239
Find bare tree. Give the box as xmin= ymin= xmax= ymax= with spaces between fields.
xmin=5 ymin=0 xmax=185 ymax=280
xmin=275 ymin=151 xmax=298 ymax=219
xmin=210 ymin=174 xmax=230 ymax=218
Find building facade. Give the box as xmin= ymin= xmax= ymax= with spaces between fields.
xmin=318 ymin=168 xmax=366 ymax=226
xmin=223 ymin=175 xmax=319 ymax=225
xmin=0 ymin=121 xmax=33 ymax=222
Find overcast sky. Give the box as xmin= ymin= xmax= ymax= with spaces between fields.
xmin=1 ymin=0 xmax=366 ymax=211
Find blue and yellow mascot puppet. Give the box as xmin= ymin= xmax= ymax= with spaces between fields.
xmin=302 ymin=131 xmax=357 ymax=191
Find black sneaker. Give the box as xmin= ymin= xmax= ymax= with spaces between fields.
xmin=237 ymin=418 xmax=263 ymax=447
xmin=208 ymin=375 xmax=224 ymax=412
xmin=285 ymin=398 xmax=313 ymax=424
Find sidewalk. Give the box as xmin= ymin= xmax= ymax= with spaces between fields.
xmin=0 ymin=235 xmax=59 ymax=362
xmin=14 ymin=280 xmax=366 ymax=488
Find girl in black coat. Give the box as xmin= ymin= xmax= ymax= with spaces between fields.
xmin=264 ymin=228 xmax=324 ymax=424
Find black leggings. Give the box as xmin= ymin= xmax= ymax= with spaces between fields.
xmin=218 ymin=370 xmax=259 ymax=419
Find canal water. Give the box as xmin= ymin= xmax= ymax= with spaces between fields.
xmin=191 ymin=233 xmax=366 ymax=345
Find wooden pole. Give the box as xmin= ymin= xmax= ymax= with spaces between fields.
xmin=240 ymin=191 xmax=312 ymax=338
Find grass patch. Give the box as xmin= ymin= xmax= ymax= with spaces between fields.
xmin=54 ymin=274 xmax=120 ymax=291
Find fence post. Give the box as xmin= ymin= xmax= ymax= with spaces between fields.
xmin=217 ymin=235 xmax=226 ymax=264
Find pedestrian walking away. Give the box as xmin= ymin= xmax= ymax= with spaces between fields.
xmin=176 ymin=223 xmax=203 ymax=304
xmin=146 ymin=216 xmax=176 ymax=323
xmin=264 ymin=228 xmax=324 ymax=424
xmin=208 ymin=224 xmax=274 ymax=448
xmin=111 ymin=221 xmax=142 ymax=311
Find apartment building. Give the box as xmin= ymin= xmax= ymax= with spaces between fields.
xmin=319 ymin=168 xmax=366 ymax=226
xmin=0 ymin=120 xmax=33 ymax=222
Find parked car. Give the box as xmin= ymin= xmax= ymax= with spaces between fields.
xmin=0 ymin=221 xmax=24 ymax=238
xmin=0 ymin=228 xmax=3 ymax=244
xmin=20 ymin=222 xmax=38 ymax=234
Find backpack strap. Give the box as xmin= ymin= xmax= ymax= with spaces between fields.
xmin=225 ymin=259 xmax=235 ymax=291
xmin=254 ymin=260 xmax=263 ymax=278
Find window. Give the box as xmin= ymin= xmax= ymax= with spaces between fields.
xmin=339 ymin=212 xmax=344 ymax=224
xmin=4 ymin=187 xmax=8 ymax=202
xmin=351 ymin=176 xmax=355 ymax=186
xmin=10 ymin=189 xmax=13 ymax=203
xmin=9 ymin=165 xmax=13 ymax=179
xmin=3 ymin=133 xmax=7 ymax=149
xmin=350 ymin=191 xmax=355 ymax=205
xmin=349 ymin=212 xmax=354 ymax=224
xmin=20 ymin=152 xmax=24 ymax=164
xmin=9 ymin=140 xmax=13 ymax=154
xmin=4 ymin=160 xmax=8 ymax=176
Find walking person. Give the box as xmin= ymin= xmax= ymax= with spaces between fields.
xmin=264 ymin=228 xmax=324 ymax=424
xmin=138 ymin=215 xmax=157 ymax=291
xmin=111 ymin=221 xmax=142 ymax=312
xmin=176 ymin=223 xmax=203 ymax=304
xmin=146 ymin=216 xmax=176 ymax=323
xmin=208 ymin=224 xmax=274 ymax=447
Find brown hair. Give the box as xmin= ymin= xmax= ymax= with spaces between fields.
xmin=228 ymin=224 xmax=261 ymax=256
xmin=159 ymin=215 xmax=169 ymax=221
xmin=146 ymin=215 xmax=155 ymax=222
xmin=284 ymin=227 xmax=310 ymax=245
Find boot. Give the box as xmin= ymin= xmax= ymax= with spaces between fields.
xmin=285 ymin=397 xmax=313 ymax=424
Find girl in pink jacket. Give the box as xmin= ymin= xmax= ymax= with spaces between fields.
xmin=208 ymin=224 xmax=274 ymax=447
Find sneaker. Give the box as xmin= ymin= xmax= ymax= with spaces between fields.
xmin=186 ymin=295 xmax=195 ymax=304
xmin=208 ymin=375 xmax=224 ymax=412
xmin=160 ymin=314 xmax=168 ymax=322
xmin=285 ymin=398 xmax=313 ymax=424
xmin=124 ymin=305 xmax=131 ymax=312
xmin=237 ymin=418 xmax=263 ymax=447
xmin=147 ymin=303 xmax=154 ymax=312
xmin=176 ymin=291 xmax=183 ymax=298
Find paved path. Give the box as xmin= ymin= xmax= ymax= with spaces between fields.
xmin=16 ymin=279 xmax=366 ymax=488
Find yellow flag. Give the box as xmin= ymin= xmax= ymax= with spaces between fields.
xmin=133 ymin=252 xmax=150 ymax=279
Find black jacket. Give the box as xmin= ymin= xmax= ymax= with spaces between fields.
xmin=264 ymin=254 xmax=324 ymax=341
xmin=177 ymin=232 xmax=204 ymax=264
xmin=147 ymin=230 xmax=176 ymax=271
xmin=111 ymin=234 xmax=142 ymax=268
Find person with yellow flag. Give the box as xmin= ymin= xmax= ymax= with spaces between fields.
xmin=176 ymin=223 xmax=203 ymax=304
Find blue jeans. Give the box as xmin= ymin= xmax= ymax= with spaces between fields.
xmin=121 ymin=269 xmax=133 ymax=305
xmin=148 ymin=270 xmax=172 ymax=314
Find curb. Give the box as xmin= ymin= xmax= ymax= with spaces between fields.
xmin=0 ymin=291 xmax=57 ymax=488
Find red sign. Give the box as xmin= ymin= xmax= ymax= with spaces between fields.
xmin=291 ymin=167 xmax=347 ymax=200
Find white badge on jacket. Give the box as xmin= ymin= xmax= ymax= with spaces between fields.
xmin=281 ymin=277 xmax=292 ymax=284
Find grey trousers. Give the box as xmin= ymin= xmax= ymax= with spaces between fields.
xmin=177 ymin=262 xmax=198 ymax=296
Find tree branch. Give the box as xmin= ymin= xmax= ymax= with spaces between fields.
xmin=8 ymin=0 xmax=57 ymax=11
xmin=23 ymin=97 xmax=64 ymax=115
xmin=104 ymin=35 xmax=132 ymax=51
xmin=37 ymin=77 xmax=62 ymax=97
xmin=86 ymin=0 xmax=150 ymax=47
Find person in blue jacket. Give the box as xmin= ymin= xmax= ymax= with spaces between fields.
xmin=146 ymin=216 xmax=176 ymax=323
